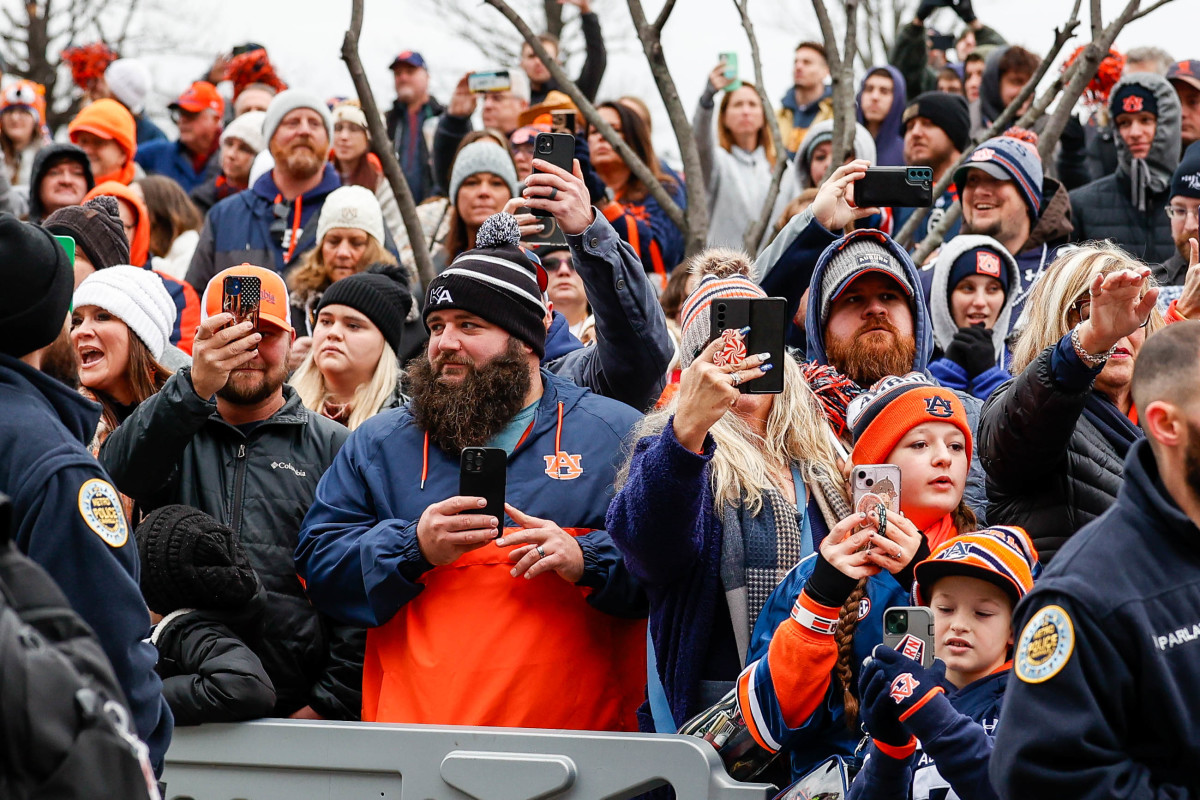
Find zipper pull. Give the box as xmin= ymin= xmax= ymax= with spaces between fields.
xmin=238 ymin=444 xmax=246 ymax=459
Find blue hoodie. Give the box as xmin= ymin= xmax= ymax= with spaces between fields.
xmin=856 ymin=65 xmax=908 ymax=167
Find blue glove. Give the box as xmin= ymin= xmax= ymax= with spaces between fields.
xmin=860 ymin=644 xmax=947 ymax=726
xmin=859 ymin=668 xmax=913 ymax=750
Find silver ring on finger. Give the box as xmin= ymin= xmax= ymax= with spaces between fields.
xmin=547 ymin=187 xmax=558 ymax=201
xmin=731 ymin=372 xmax=742 ymax=387
xmin=536 ymin=545 xmax=546 ymax=559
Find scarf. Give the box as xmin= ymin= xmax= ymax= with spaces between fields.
xmin=720 ymin=460 xmax=850 ymax=665
xmin=1084 ymin=391 xmax=1142 ymax=460
xmin=923 ymin=514 xmax=958 ymax=551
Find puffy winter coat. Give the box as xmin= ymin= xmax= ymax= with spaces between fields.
xmin=98 ymin=370 xmax=362 ymax=719
xmin=978 ymin=338 xmax=1140 ymax=563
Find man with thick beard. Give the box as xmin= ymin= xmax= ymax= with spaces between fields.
xmin=100 ymin=264 xmax=364 ymax=723
xmin=185 ymin=90 xmax=343 ymax=293
xmin=0 ymin=214 xmax=172 ymax=773
xmin=296 ymin=209 xmax=649 ymax=731
xmin=991 ymin=320 xmax=1200 ymax=800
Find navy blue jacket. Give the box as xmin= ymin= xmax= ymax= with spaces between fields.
xmin=135 ymin=139 xmax=221 ymax=193
xmin=0 ymin=354 xmax=172 ymax=772
xmin=184 ymin=164 xmax=342 ymax=293
xmin=990 ymin=438 xmax=1200 ymax=799
xmin=296 ymin=370 xmax=646 ymax=627
xmin=850 ymin=669 xmax=1007 ymax=800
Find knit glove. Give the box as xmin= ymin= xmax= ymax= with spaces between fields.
xmin=945 ymin=325 xmax=995 ymax=379
xmin=861 ymin=644 xmax=947 ymax=730
xmin=915 ymin=0 xmax=952 ymax=22
xmin=952 ymin=0 xmax=977 ymax=24
xmin=859 ymin=667 xmax=914 ymax=752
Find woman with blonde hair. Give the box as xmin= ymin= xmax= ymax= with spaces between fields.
xmin=607 ymin=249 xmax=847 ymax=733
xmin=694 ymin=64 xmax=790 ymax=252
xmin=979 ymin=241 xmax=1164 ymax=563
xmin=291 ymin=266 xmax=412 ymax=429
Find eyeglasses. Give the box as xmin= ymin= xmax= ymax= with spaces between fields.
xmin=1165 ymin=205 xmax=1200 ymax=222
xmin=1071 ymin=296 xmax=1151 ymax=328
xmin=541 ymin=256 xmax=574 ymax=272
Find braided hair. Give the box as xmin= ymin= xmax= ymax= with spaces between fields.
xmin=834 ymin=577 xmax=869 ymax=728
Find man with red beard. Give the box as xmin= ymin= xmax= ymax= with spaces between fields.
xmin=185 ymin=91 xmax=343 ymax=293
xmin=296 ymin=208 xmax=648 ymax=731
xmin=100 ymin=265 xmax=364 ymax=723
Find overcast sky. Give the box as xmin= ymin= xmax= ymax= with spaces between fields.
xmin=144 ymin=0 xmax=1196 ymax=163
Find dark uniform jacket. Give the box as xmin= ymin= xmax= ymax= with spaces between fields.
xmin=99 ymin=368 xmax=361 ymax=719
xmin=0 ymin=354 xmax=172 ymax=771
xmin=991 ymin=438 xmax=1200 ymax=799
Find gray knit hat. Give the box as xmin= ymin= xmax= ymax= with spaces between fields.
xmin=449 ymin=141 xmax=520 ymax=205
xmin=817 ymin=233 xmax=915 ymax=327
xmin=262 ymin=89 xmax=333 ymax=147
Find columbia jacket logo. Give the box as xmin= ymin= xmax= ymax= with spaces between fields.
xmin=544 ymin=451 xmax=583 ymax=480
xmin=271 ymin=461 xmax=307 ymax=477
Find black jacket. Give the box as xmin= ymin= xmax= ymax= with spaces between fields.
xmin=979 ymin=338 xmax=1138 ymax=564
xmin=529 ymin=11 xmax=607 ymax=106
xmin=990 ymin=438 xmax=1200 ymax=799
xmin=384 ymin=95 xmax=445 ymax=204
xmin=99 ymin=369 xmax=363 ymax=719
xmin=151 ymin=585 xmax=276 ymax=726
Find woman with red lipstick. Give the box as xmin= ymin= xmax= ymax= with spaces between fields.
xmin=734 ymin=374 xmax=977 ymax=781
xmin=979 ymin=242 xmax=1165 ymax=563
xmin=291 ymin=266 xmax=412 ymax=430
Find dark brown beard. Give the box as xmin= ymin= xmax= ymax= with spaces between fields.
xmin=42 ymin=326 xmax=80 ymax=389
xmin=407 ymin=337 xmax=533 ymax=454
xmin=825 ymin=320 xmax=918 ymax=388
xmin=217 ymin=360 xmax=289 ymax=406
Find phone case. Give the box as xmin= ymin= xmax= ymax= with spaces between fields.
xmin=531 ymin=132 xmax=575 ymax=217
xmin=855 ymin=166 xmax=934 ymax=208
xmin=459 ymin=447 xmax=507 ymax=525
xmin=707 ymin=297 xmax=785 ymax=394
xmin=851 ymin=464 xmax=902 ymax=518
xmin=516 ymin=205 xmax=568 ymax=247
xmin=467 ymin=70 xmax=511 ymax=93
xmin=222 ymin=275 xmax=261 ymax=329
xmin=882 ymin=606 xmax=936 ymax=668
xmin=719 ymin=52 xmax=741 ymax=91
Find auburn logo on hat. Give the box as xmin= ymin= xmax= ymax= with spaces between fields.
xmin=970 ymin=147 xmax=996 ymax=162
xmin=889 ymin=672 xmax=919 ymax=702
xmin=544 ymin=451 xmax=583 ymax=480
xmin=976 ymin=251 xmax=1002 ymax=277
xmin=925 ymin=395 xmax=955 ymax=418
xmin=340 ymin=207 xmax=358 ymax=221
xmin=1123 ymin=95 xmax=1144 ymax=113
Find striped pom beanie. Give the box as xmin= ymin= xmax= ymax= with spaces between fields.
xmin=847 ymin=372 xmax=972 ymax=466
xmin=679 ymin=274 xmax=766 ymax=368
xmin=913 ymin=525 xmax=1039 ymax=607
xmin=424 ymin=213 xmax=548 ymax=358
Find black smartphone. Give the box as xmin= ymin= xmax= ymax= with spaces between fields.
xmin=531 ymin=132 xmax=575 ymax=218
xmin=516 ymin=204 xmax=568 ymax=247
xmin=459 ymin=446 xmax=506 ymax=526
xmin=855 ymin=166 xmax=934 ymax=208
xmin=222 ymin=275 xmax=261 ymax=328
xmin=708 ymin=296 xmax=787 ymax=394
xmin=882 ymin=606 xmax=936 ymax=668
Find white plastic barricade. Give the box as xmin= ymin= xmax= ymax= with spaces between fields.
xmin=161 ymin=719 xmax=776 ymax=800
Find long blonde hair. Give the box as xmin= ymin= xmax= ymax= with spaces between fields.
xmin=291 ymin=345 xmax=401 ymax=430
xmin=1010 ymin=241 xmax=1165 ymax=374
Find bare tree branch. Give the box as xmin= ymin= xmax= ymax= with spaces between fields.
xmin=1089 ymin=0 xmax=1102 ymax=38
xmin=1128 ymin=0 xmax=1176 ymax=22
xmin=732 ymin=0 xmax=788 ymax=253
xmin=115 ymin=0 xmax=142 ymax=49
xmin=651 ymin=0 xmax=677 ymax=34
xmin=341 ymin=0 xmax=437 ymax=288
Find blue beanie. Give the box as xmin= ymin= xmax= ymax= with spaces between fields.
xmin=947 ymin=245 xmax=1011 ymax=299
xmin=954 ymin=136 xmax=1044 ymax=221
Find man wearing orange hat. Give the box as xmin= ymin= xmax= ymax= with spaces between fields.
xmin=68 ymin=97 xmax=139 ymax=186
xmin=136 ymin=81 xmax=225 ymax=193
xmin=100 ymin=264 xmax=361 ymax=722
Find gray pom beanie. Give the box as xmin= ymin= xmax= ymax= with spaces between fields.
xmin=449 ymin=141 xmax=520 ymax=205
xmin=262 ymin=89 xmax=334 ymax=146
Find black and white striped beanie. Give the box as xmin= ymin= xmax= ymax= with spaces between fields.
xmin=424 ymin=213 xmax=548 ymax=358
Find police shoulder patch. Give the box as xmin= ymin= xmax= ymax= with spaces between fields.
xmin=77 ymin=478 xmax=128 ymax=548
xmin=1016 ymin=604 xmax=1075 ymax=684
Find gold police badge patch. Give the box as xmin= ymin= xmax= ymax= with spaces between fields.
xmin=77 ymin=479 xmax=128 ymax=548
xmin=1016 ymin=604 xmax=1075 ymax=684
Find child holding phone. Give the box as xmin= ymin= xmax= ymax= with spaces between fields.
xmin=850 ymin=526 xmax=1038 ymax=800
xmin=733 ymin=374 xmax=976 ymax=780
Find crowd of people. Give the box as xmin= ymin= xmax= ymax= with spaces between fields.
xmin=3 ymin=3 xmax=1200 ymax=797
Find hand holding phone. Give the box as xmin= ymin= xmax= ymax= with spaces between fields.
xmin=718 ymin=52 xmax=741 ymax=92
xmin=222 ymin=275 xmax=261 ymax=329
xmin=459 ymin=447 xmax=506 ymax=523
xmin=882 ymin=606 xmax=936 ymax=668
xmin=707 ymin=297 xmax=786 ymax=394
xmin=853 ymin=166 xmax=934 ymax=208
xmin=528 ymin=132 xmax=574 ymax=218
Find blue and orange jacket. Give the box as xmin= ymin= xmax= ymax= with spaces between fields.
xmin=295 ymin=370 xmax=648 ymax=729
xmin=737 ymin=554 xmax=907 ymax=779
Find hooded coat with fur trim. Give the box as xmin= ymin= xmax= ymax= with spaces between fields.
xmin=1069 ymin=73 xmax=1180 ymax=264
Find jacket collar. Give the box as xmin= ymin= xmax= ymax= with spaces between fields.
xmin=251 ymin=163 xmax=341 ymax=204
xmin=542 ymin=310 xmax=582 ymax=364
xmin=207 ymin=382 xmax=312 ymax=431
xmin=0 ymin=353 xmax=101 ymax=445
xmin=1120 ymin=438 xmax=1200 ymax=548
xmin=1023 ymin=177 xmax=1074 ymax=252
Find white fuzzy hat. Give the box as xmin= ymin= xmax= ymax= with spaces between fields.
xmin=262 ymin=89 xmax=333 ymax=146
xmin=316 ymin=185 xmax=385 ymax=248
xmin=331 ymin=102 xmax=369 ymax=130
xmin=105 ymin=59 xmax=150 ymax=115
xmin=73 ymin=265 xmax=177 ymax=360
xmin=221 ymin=110 xmax=267 ymax=154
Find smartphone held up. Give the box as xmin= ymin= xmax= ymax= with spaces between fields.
xmin=222 ymin=275 xmax=261 ymax=329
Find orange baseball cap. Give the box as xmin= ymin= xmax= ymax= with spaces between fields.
xmin=170 ymin=81 xmax=225 ymax=117
xmin=201 ymin=264 xmax=292 ymax=332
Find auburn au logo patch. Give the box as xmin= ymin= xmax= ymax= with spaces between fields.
xmin=888 ymin=673 xmax=918 ymax=702
xmin=924 ymin=395 xmax=955 ymax=418
xmin=544 ymin=450 xmax=583 ymax=480
xmin=1123 ymin=95 xmax=1144 ymax=113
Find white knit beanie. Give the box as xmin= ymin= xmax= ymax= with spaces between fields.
xmin=105 ymin=59 xmax=150 ymax=115
xmin=262 ymin=90 xmax=333 ymax=147
xmin=72 ymin=266 xmax=176 ymax=360
xmin=449 ymin=141 xmax=520 ymax=205
xmin=331 ymin=102 xmax=369 ymax=130
xmin=316 ymin=185 xmax=385 ymax=247
xmin=221 ymin=110 xmax=267 ymax=154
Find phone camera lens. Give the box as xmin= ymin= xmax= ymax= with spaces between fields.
xmin=538 ymin=139 xmax=552 ymax=153
xmin=885 ymin=611 xmax=908 ymax=635
xmin=227 ymin=278 xmax=241 ymax=293
xmin=865 ymin=478 xmax=874 ymax=487
xmin=857 ymin=470 xmax=866 ymax=480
